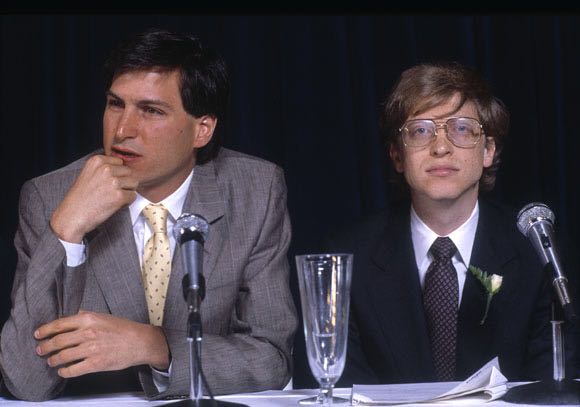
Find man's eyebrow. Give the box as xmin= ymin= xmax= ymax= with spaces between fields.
xmin=106 ymin=90 xmax=122 ymax=99
xmin=105 ymin=90 xmax=173 ymax=110
xmin=136 ymin=99 xmax=173 ymax=111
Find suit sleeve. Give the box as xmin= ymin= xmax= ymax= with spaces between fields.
xmin=0 ymin=180 xmax=86 ymax=401
xmin=336 ymin=305 xmax=381 ymax=387
xmin=148 ymin=166 xmax=298 ymax=398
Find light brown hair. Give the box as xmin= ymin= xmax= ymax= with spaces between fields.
xmin=380 ymin=62 xmax=509 ymax=192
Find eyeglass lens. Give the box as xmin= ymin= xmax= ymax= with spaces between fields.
xmin=402 ymin=117 xmax=481 ymax=147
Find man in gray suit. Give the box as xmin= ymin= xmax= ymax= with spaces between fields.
xmin=0 ymin=29 xmax=297 ymax=401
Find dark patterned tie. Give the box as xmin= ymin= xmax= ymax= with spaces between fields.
xmin=423 ymin=236 xmax=459 ymax=381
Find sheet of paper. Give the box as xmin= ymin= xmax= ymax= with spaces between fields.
xmin=351 ymin=357 xmax=508 ymax=405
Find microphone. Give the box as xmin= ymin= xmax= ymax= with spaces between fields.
xmin=517 ymin=202 xmax=577 ymax=322
xmin=173 ymin=213 xmax=210 ymax=308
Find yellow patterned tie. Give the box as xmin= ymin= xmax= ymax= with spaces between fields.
xmin=142 ymin=203 xmax=171 ymax=326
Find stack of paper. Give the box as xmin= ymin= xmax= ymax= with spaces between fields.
xmin=351 ymin=357 xmax=507 ymax=405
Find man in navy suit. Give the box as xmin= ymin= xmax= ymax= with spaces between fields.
xmin=331 ymin=62 xmax=578 ymax=385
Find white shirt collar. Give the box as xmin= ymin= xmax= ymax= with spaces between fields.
xmin=129 ymin=170 xmax=194 ymax=226
xmin=411 ymin=200 xmax=479 ymax=268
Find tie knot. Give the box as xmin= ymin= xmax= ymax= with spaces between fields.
xmin=142 ymin=203 xmax=169 ymax=234
xmin=430 ymin=237 xmax=457 ymax=261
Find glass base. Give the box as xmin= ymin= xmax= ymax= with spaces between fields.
xmin=298 ymin=396 xmax=350 ymax=405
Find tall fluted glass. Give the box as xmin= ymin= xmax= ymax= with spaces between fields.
xmin=296 ymin=253 xmax=353 ymax=405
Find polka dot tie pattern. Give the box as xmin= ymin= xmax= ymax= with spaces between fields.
xmin=422 ymin=236 xmax=459 ymax=381
xmin=142 ymin=203 xmax=171 ymax=326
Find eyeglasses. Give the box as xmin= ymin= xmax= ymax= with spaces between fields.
xmin=398 ymin=117 xmax=484 ymax=148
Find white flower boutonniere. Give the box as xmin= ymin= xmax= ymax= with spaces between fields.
xmin=468 ymin=265 xmax=503 ymax=325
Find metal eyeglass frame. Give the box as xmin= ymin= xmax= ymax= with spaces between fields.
xmin=398 ymin=117 xmax=484 ymax=148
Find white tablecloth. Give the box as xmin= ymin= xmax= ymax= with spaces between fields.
xmin=0 ymin=385 xmax=577 ymax=406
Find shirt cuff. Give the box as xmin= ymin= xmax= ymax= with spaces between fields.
xmin=58 ymin=239 xmax=87 ymax=267
xmin=151 ymin=361 xmax=172 ymax=393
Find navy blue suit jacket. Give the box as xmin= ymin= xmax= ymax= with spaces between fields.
xmin=328 ymin=199 xmax=578 ymax=386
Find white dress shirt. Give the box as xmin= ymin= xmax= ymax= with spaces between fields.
xmin=128 ymin=170 xmax=192 ymax=268
xmin=58 ymin=170 xmax=194 ymax=392
xmin=410 ymin=201 xmax=479 ymax=306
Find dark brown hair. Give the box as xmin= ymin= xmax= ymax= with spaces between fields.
xmin=104 ymin=29 xmax=229 ymax=164
xmin=380 ymin=62 xmax=509 ymax=192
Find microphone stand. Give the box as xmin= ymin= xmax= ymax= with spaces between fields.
xmin=503 ymin=265 xmax=580 ymax=405
xmin=169 ymin=275 xmax=247 ymax=407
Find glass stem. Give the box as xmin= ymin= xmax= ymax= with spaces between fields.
xmin=320 ymin=383 xmax=334 ymax=405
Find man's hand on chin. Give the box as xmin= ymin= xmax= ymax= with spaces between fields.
xmin=50 ymin=155 xmax=137 ymax=244
xmin=34 ymin=310 xmax=170 ymax=377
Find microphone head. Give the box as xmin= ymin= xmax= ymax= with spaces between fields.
xmin=174 ymin=213 xmax=209 ymax=243
xmin=516 ymin=202 xmax=555 ymax=236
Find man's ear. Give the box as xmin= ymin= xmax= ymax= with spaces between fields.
xmin=483 ymin=137 xmax=496 ymax=168
xmin=193 ymin=115 xmax=217 ymax=148
xmin=389 ymin=144 xmax=405 ymax=173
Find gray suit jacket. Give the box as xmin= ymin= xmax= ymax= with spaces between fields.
xmin=0 ymin=147 xmax=298 ymax=401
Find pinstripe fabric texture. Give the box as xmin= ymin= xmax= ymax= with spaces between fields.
xmin=0 ymin=148 xmax=298 ymax=400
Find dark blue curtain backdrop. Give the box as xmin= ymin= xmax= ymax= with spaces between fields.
xmin=1 ymin=15 xmax=579 ymax=387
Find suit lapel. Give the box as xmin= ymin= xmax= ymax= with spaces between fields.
xmin=85 ymin=160 xmax=225 ymax=329
xmin=457 ymin=201 xmax=518 ymax=377
xmin=368 ymin=210 xmax=436 ymax=380
xmin=87 ymin=209 xmax=149 ymax=323
xmin=163 ymin=159 xmax=226 ymax=329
